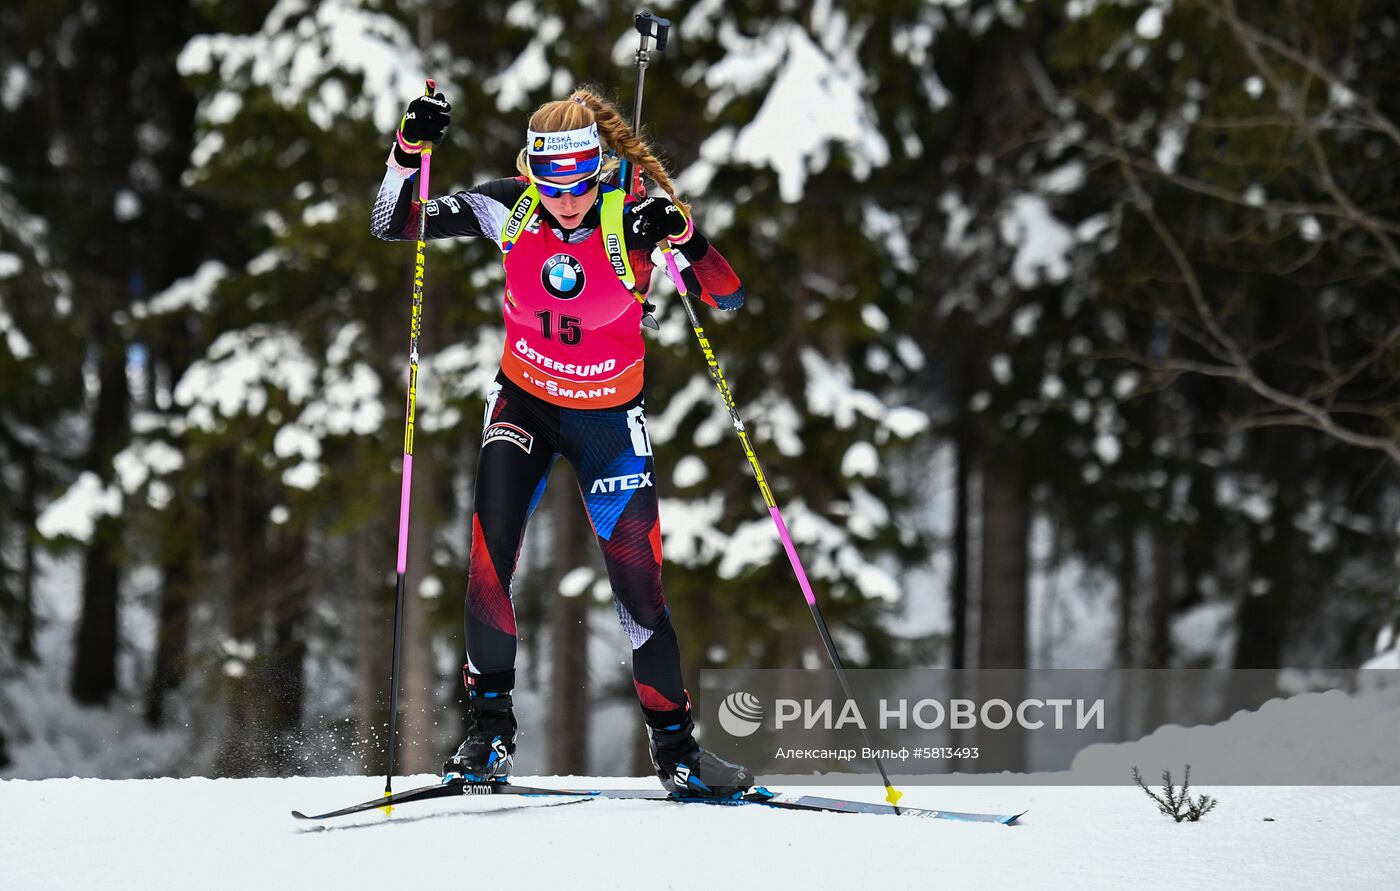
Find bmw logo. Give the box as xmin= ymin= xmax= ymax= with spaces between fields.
xmin=541 ymin=254 xmax=585 ymax=300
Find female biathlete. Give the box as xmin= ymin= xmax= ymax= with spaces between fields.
xmin=371 ymin=87 xmax=753 ymax=799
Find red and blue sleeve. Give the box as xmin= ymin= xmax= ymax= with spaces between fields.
xmin=674 ymin=231 xmax=745 ymax=310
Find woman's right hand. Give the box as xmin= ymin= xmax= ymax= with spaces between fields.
xmin=395 ymin=92 xmax=452 ymax=165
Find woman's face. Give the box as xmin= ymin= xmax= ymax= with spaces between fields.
xmin=536 ymin=171 xmax=599 ymax=229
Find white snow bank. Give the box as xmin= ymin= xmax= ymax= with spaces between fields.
xmin=1070 ymin=684 xmax=1400 ymax=785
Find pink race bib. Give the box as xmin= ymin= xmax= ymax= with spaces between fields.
xmin=500 ymin=210 xmax=645 ymax=408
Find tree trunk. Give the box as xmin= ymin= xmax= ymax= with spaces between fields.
xmin=978 ymin=443 xmax=1028 ymax=771
xmin=17 ymin=447 xmax=37 ymax=663
xmin=1233 ymin=518 xmax=1294 ymax=669
xmin=1147 ymin=529 xmax=1175 ymax=669
xmin=72 ymin=516 xmax=123 ymax=704
xmin=549 ymin=464 xmax=590 ymax=775
xmin=1143 ymin=529 xmax=1175 ymax=734
xmin=1116 ymin=522 xmax=1137 ymax=668
xmin=947 ymin=440 xmax=974 ymax=768
xmin=397 ymin=442 xmax=439 ymax=775
xmin=268 ymin=528 xmax=308 ymax=767
xmin=212 ymin=453 xmax=268 ymax=777
xmin=71 ymin=315 xmax=129 ymax=706
xmin=354 ymin=524 xmax=383 ymax=772
xmin=144 ymin=541 xmax=192 ymax=728
xmin=978 ymin=448 xmax=1029 ymax=669
xmin=951 ymin=411 xmax=972 ymax=669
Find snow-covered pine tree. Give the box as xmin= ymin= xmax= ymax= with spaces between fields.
xmin=155 ymin=0 xmax=500 ymax=773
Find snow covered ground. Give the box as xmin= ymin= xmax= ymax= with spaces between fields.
xmin=3 ymin=774 xmax=1397 ymax=889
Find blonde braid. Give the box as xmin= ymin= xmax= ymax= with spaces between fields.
xmin=571 ymin=87 xmax=690 ymax=216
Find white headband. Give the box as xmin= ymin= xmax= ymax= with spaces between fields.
xmin=527 ymin=124 xmax=601 ymax=156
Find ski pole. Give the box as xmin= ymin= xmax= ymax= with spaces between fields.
xmin=668 ymin=262 xmax=904 ymax=809
xmin=628 ymin=14 xmax=904 ymax=810
xmin=619 ymin=10 xmax=669 ymax=197
xmin=385 ymin=77 xmax=436 ymax=805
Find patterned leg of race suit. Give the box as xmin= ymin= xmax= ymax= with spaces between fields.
xmin=464 ymin=377 xmax=689 ymax=729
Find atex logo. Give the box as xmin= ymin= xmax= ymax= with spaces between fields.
xmin=718 ymin=691 xmax=764 ymax=738
xmin=589 ymin=472 xmax=651 ymax=494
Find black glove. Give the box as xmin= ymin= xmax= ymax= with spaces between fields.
xmin=626 ymin=195 xmax=690 ymax=247
xmin=394 ymin=92 xmax=452 ymax=167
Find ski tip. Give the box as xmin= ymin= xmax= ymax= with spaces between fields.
xmin=1002 ymin=810 xmax=1028 ymax=826
xmin=290 ymin=810 xmax=311 ymax=820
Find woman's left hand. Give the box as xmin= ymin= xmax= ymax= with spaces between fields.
xmin=626 ymin=196 xmax=691 ymax=246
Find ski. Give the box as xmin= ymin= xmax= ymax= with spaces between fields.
xmin=296 ymin=797 xmax=591 ymax=830
xmin=751 ymin=793 xmax=1024 ymax=824
xmin=290 ymin=779 xmax=590 ymax=820
xmin=292 ymin=779 xmax=1023 ymax=824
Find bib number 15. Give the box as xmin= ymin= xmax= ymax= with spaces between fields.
xmin=535 ymin=310 xmax=582 ymax=346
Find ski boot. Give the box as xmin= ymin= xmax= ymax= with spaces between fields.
xmin=443 ymin=690 xmax=516 ymax=783
xmin=649 ymin=718 xmax=754 ymax=800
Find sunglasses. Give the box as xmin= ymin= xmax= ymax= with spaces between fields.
xmin=531 ymin=172 xmax=600 ymax=199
